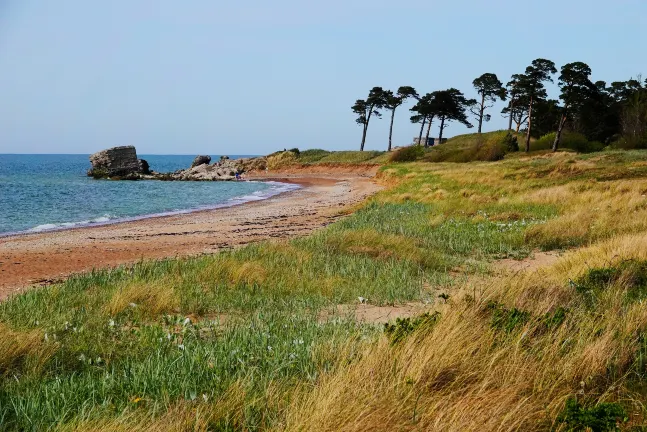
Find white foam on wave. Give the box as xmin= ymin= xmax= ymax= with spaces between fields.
xmin=5 ymin=181 xmax=301 ymax=237
xmin=27 ymin=214 xmax=117 ymax=233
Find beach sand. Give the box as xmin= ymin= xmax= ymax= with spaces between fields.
xmin=0 ymin=167 xmax=381 ymax=300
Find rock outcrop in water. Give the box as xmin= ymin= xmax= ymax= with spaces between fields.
xmin=169 ymin=156 xmax=267 ymax=181
xmin=88 ymin=146 xmax=267 ymax=181
xmin=191 ymin=155 xmax=211 ymax=168
xmin=88 ymin=146 xmax=150 ymax=180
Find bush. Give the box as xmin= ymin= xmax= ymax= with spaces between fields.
xmin=288 ymin=148 xmax=300 ymax=156
xmin=556 ymin=397 xmax=626 ymax=431
xmin=384 ymin=312 xmax=440 ymax=344
xmin=533 ymin=132 xmax=604 ymax=153
xmin=388 ymin=145 xmax=425 ymax=162
xmin=501 ymin=133 xmax=519 ymax=152
xmin=610 ymin=135 xmax=647 ymax=150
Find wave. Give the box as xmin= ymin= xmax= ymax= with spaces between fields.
xmin=3 ymin=181 xmax=301 ymax=237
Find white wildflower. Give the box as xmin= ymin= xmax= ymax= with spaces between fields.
xmin=358 ymin=296 xmax=367 ymax=304
xmin=178 ymin=344 xmax=185 ymax=350
xmin=108 ymin=319 xmax=115 ymax=327
xmin=183 ymin=317 xmax=191 ymax=326
xmin=129 ymin=303 xmax=137 ymax=308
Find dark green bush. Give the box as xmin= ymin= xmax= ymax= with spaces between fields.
xmin=384 ymin=312 xmax=440 ymax=344
xmin=388 ymin=145 xmax=425 ymax=162
xmin=501 ymin=133 xmax=519 ymax=152
xmin=610 ymin=135 xmax=647 ymax=150
xmin=288 ymin=148 xmax=300 ymax=156
xmin=533 ymin=132 xmax=604 ymax=153
xmin=556 ymin=397 xmax=626 ymax=431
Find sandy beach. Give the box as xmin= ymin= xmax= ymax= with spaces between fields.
xmin=0 ymin=167 xmax=381 ymax=300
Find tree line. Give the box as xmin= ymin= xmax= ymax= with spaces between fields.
xmin=352 ymin=58 xmax=647 ymax=152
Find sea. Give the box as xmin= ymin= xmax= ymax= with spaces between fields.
xmin=0 ymin=154 xmax=299 ymax=236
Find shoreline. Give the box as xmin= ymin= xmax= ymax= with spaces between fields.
xmin=0 ymin=168 xmax=381 ymax=300
xmin=0 ymin=180 xmax=301 ymax=239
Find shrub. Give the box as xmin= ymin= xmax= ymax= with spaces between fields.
xmin=610 ymin=135 xmax=647 ymax=150
xmin=501 ymin=133 xmax=519 ymax=152
xmin=533 ymin=132 xmax=604 ymax=153
xmin=485 ymin=301 xmax=530 ymax=333
xmin=384 ymin=312 xmax=440 ymax=344
xmin=288 ymin=147 xmax=300 ymax=156
xmin=388 ymin=145 xmax=425 ymax=162
xmin=556 ymin=397 xmax=626 ymax=432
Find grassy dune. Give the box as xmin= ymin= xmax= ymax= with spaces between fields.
xmin=4 ymin=148 xmax=647 ymax=430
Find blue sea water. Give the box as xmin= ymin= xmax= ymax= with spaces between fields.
xmin=0 ymin=154 xmax=297 ymax=235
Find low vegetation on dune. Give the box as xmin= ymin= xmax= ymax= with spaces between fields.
xmin=6 ymin=149 xmax=647 ymax=430
xmin=267 ymin=148 xmax=388 ymax=168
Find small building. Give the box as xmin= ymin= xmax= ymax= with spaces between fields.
xmin=412 ymin=137 xmax=448 ymax=146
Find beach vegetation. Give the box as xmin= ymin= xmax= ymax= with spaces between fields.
xmin=6 ymin=150 xmax=647 ymax=429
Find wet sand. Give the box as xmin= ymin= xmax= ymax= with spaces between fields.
xmin=0 ymin=168 xmax=381 ymax=300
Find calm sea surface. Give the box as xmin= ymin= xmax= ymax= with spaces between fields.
xmin=0 ymin=154 xmax=297 ymax=235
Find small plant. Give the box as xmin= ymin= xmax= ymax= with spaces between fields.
xmin=485 ymin=301 xmax=530 ymax=333
xmin=556 ymin=397 xmax=626 ymax=431
xmin=384 ymin=312 xmax=440 ymax=344
xmin=288 ymin=147 xmax=300 ymax=156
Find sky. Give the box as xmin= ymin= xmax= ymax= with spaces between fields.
xmin=0 ymin=0 xmax=645 ymax=155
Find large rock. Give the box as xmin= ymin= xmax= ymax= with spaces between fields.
xmin=88 ymin=146 xmax=143 ymax=178
xmin=191 ymin=155 xmax=211 ymax=168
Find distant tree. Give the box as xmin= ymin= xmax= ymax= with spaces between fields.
xmin=470 ymin=73 xmax=507 ymax=133
xmin=410 ymin=93 xmax=438 ymax=147
xmin=501 ymin=74 xmax=529 ymax=133
xmin=383 ymin=86 xmax=418 ymax=151
xmin=619 ymin=77 xmax=647 ymax=146
xmin=352 ymin=87 xmax=386 ymax=151
xmin=434 ymin=88 xmax=475 ymax=142
xmin=553 ymin=62 xmax=596 ymax=151
xmin=516 ymin=59 xmax=558 ymax=152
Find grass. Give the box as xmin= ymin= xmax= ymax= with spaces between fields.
xmin=5 ymin=148 xmax=647 ymax=429
xmin=268 ymin=149 xmax=388 ymax=167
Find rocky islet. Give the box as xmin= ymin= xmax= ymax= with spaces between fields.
xmin=88 ymin=146 xmax=267 ymax=181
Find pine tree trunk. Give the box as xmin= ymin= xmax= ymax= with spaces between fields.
xmin=424 ymin=116 xmax=434 ymax=147
xmin=388 ymin=109 xmax=396 ymax=151
xmin=360 ymin=124 xmax=367 ymax=151
xmin=361 ymin=110 xmax=373 ymax=151
xmin=508 ymin=99 xmax=514 ymax=131
xmin=552 ymin=112 xmax=567 ymax=152
xmin=478 ymin=94 xmax=485 ymax=134
xmin=418 ymin=117 xmax=426 ymax=145
xmin=438 ymin=117 xmax=446 ymax=142
xmin=525 ymin=97 xmax=533 ymax=153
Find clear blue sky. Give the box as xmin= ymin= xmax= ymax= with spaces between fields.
xmin=0 ymin=0 xmax=645 ymax=155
